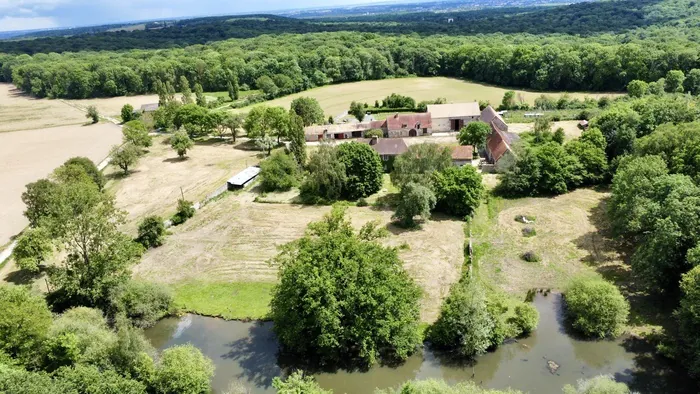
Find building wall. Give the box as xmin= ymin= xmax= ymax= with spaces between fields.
xmin=432 ymin=116 xmax=480 ymax=132
xmin=387 ymin=127 xmax=432 ymax=138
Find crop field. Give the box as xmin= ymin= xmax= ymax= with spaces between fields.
xmin=0 ymin=123 xmax=123 ymax=245
xmin=472 ymin=189 xmax=618 ymax=296
xmin=234 ymin=77 xmax=622 ymax=117
xmin=0 ymin=84 xmax=87 ymax=132
xmin=106 ymin=136 xmax=261 ymax=234
xmin=134 ymin=193 xmax=465 ymax=322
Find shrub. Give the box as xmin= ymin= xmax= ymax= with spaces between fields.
xmin=522 ymin=227 xmax=537 ymax=237
xmin=511 ymin=303 xmax=539 ymax=335
xmin=13 ymin=227 xmax=53 ymax=273
xmin=521 ymin=251 xmax=541 ymax=262
xmin=122 ymin=120 xmax=152 ymax=148
xmin=428 ymin=281 xmax=494 ymax=358
xmin=170 ymin=131 xmax=194 ymax=158
xmin=121 ymin=104 xmax=135 ymax=122
xmin=0 ymin=286 xmax=52 ymax=366
xmin=171 ymin=199 xmax=195 ymax=225
xmin=152 ymin=345 xmax=214 ymax=394
xmin=63 ymin=157 xmax=105 ymax=190
xmin=365 ymin=129 xmax=384 ymax=138
xmin=86 ymin=106 xmax=99 ymax=124
xmin=676 ymin=265 xmax=700 ymax=376
xmin=356 ymin=198 xmax=369 ymax=207
xmin=564 ymin=276 xmax=629 ymax=338
xmin=109 ymin=281 xmax=173 ymax=328
xmin=259 ymin=151 xmax=298 ymax=192
xmin=136 ymin=216 xmax=165 ymax=249
xmin=272 ymin=371 xmax=330 ymax=394
xmin=377 ymin=379 xmax=522 ymax=394
xmin=562 ymin=375 xmax=630 ymax=394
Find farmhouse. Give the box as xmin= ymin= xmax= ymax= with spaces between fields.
xmin=428 ymin=102 xmax=481 ymax=132
xmin=385 ymin=113 xmax=432 ymax=137
xmin=480 ymin=105 xmax=508 ymax=132
xmin=360 ymin=136 xmax=408 ymax=170
xmin=227 ymin=166 xmax=261 ymax=190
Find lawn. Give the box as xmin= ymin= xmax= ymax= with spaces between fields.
xmin=172 ymin=281 xmax=274 ymax=320
xmin=233 ymin=77 xmax=622 ymax=117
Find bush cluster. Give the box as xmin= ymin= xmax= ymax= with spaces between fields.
xmin=564 ymin=276 xmax=629 ymax=338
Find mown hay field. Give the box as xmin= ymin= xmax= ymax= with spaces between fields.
xmin=234 ymin=77 xmax=622 ymax=116
xmin=0 ymin=83 xmax=87 ymax=132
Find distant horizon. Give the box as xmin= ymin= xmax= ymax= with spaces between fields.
xmin=0 ymin=0 xmax=410 ymax=33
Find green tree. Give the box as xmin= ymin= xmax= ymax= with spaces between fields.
xmin=121 ymin=104 xmax=135 ymax=123
xmin=255 ymin=135 xmax=277 ymax=156
xmin=291 ymin=97 xmax=324 ymax=126
xmin=122 ymin=120 xmax=152 ymax=148
xmin=431 ymin=166 xmax=484 ymax=218
xmin=193 ymin=83 xmax=206 ymax=106
xmin=108 ymin=281 xmax=173 ymax=328
xmin=626 ymin=80 xmax=648 ymax=98
xmin=271 ymin=207 xmax=421 ymax=367
xmin=110 ymin=143 xmax=140 ymax=175
xmin=179 ymin=76 xmax=193 ymax=105
xmin=170 ymin=131 xmax=194 ymax=158
xmin=565 ymin=139 xmax=608 ymax=185
xmin=391 ymin=144 xmax=452 ymax=189
xmin=676 ymin=265 xmax=700 ymax=377
xmin=272 ymin=371 xmax=330 ymax=394
xmin=227 ymin=71 xmax=239 ymax=101
xmin=500 ymin=90 xmax=516 ymax=110
xmin=300 ymin=145 xmax=347 ymax=203
xmin=63 ymin=157 xmax=105 ymax=191
xmin=458 ymin=121 xmax=491 ymax=150
xmin=0 ymin=286 xmax=52 ymax=366
xmin=244 ymin=106 xmax=288 ymax=141
xmin=684 ymin=68 xmax=700 ymax=95
xmin=13 ymin=227 xmax=53 ymax=273
xmin=136 ymin=216 xmax=165 ymax=249
xmin=152 ymin=345 xmax=214 ymax=394
xmin=222 ymin=113 xmax=244 ymax=144
xmin=591 ymin=105 xmax=640 ymax=159
xmin=562 ymin=375 xmax=630 ymax=394
xmin=259 ymin=152 xmax=299 ymax=192
xmin=47 ymin=193 xmax=144 ymax=309
xmin=53 ymin=364 xmax=147 ymax=394
xmin=337 ymin=142 xmax=384 ymax=199
xmin=564 ymin=276 xmax=629 ymax=338
xmin=428 ymin=281 xmax=494 ymax=358
xmin=365 ymin=129 xmax=384 ymax=138
xmin=173 ymin=104 xmax=214 ymax=137
xmin=86 ymin=106 xmax=99 ymax=124
xmin=349 ymin=101 xmax=365 ymax=122
xmin=393 ymin=182 xmax=436 ymax=228
xmin=288 ymin=110 xmax=307 ymax=166
xmin=171 ymin=199 xmax=195 ymax=226
xmin=22 ymin=179 xmax=59 ymax=227
xmin=664 ymin=70 xmax=685 ymax=93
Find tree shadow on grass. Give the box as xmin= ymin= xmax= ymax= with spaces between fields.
xmin=3 ymin=266 xmax=44 ymax=286
xmin=571 ymin=196 xmax=678 ymax=341
xmin=163 ymin=156 xmax=188 ymax=163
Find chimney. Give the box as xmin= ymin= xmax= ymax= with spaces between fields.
xmin=370 ymin=136 xmax=379 ymax=145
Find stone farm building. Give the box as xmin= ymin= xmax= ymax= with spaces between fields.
xmin=304 ymin=113 xmax=432 ymax=141
xmin=428 ymin=102 xmax=481 ymax=132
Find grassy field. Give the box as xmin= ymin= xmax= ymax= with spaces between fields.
xmin=0 ymin=83 xmax=87 ymax=132
xmin=172 ymin=281 xmax=274 ymax=320
xmin=0 ymin=123 xmax=122 ymax=246
xmin=233 ymin=77 xmax=622 ymax=117
xmin=105 ymin=136 xmax=262 ymax=234
xmin=134 ymin=187 xmax=465 ymax=322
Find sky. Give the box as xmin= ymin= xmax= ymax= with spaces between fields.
xmin=0 ymin=0 xmax=386 ymax=31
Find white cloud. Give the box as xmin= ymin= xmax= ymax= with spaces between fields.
xmin=0 ymin=15 xmax=57 ymax=30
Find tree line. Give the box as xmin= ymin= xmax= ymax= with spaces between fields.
xmin=3 ymin=29 xmax=700 ymax=100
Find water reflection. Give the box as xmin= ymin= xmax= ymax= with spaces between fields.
xmin=144 ymin=294 xmax=695 ymax=394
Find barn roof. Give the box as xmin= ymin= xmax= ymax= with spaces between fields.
xmin=386 ymin=113 xmax=432 ymax=131
xmin=360 ymin=138 xmax=409 ymax=156
xmin=481 ymin=105 xmax=506 ymax=126
xmin=140 ymin=103 xmax=159 ymax=112
xmin=427 ymin=102 xmax=481 ymax=119
xmin=227 ymin=166 xmax=261 ymax=187
xmin=486 ymin=126 xmax=519 ymax=163
xmin=451 ymin=145 xmax=474 ymax=161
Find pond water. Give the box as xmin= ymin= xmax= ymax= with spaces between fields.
xmin=145 ymin=294 xmax=694 ymax=393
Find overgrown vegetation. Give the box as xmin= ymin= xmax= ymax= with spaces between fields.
xmin=564 ymin=276 xmax=630 ymax=339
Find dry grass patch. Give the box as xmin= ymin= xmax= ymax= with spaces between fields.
xmin=69 ymin=94 xmax=172 ymax=119
xmin=107 ymin=136 xmax=261 ymax=233
xmin=472 ymin=189 xmax=620 ymax=296
xmin=0 ymin=83 xmax=86 ymax=132
xmin=134 ymin=195 xmax=464 ymax=322
xmin=0 ymin=123 xmax=122 ymax=245
xmin=508 ymin=120 xmax=583 ymax=140
xmin=234 ymin=77 xmax=620 ymax=116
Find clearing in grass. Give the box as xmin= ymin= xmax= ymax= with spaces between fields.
xmin=172 ymin=281 xmax=274 ymax=320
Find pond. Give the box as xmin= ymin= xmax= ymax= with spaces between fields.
xmin=145 ymin=294 xmax=694 ymax=393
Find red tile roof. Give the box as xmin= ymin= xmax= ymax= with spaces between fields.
xmin=386 ymin=113 xmax=432 ymax=131
xmin=486 ymin=127 xmax=510 ymax=163
xmin=451 ymin=145 xmax=474 ymax=161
